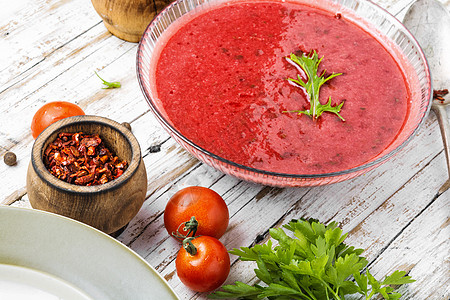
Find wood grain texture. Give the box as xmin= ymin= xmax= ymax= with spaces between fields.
xmin=91 ymin=0 xmax=172 ymax=42
xmin=1 ymin=0 xmax=449 ymax=299
xmin=26 ymin=116 xmax=147 ymax=234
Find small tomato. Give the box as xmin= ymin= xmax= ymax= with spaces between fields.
xmin=164 ymin=186 xmax=229 ymax=239
xmin=176 ymin=235 xmax=230 ymax=292
xmin=31 ymin=101 xmax=85 ymax=138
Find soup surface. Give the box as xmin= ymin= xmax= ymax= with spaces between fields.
xmin=153 ymin=0 xmax=409 ymax=174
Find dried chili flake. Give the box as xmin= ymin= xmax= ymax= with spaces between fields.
xmin=43 ymin=132 xmax=128 ymax=186
xmin=433 ymin=89 xmax=449 ymax=102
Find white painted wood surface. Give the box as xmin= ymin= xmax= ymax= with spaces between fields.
xmin=1 ymin=0 xmax=449 ymax=299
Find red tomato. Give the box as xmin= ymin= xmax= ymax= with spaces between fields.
xmin=176 ymin=235 xmax=230 ymax=292
xmin=164 ymin=186 xmax=229 ymax=239
xmin=31 ymin=101 xmax=85 ymax=138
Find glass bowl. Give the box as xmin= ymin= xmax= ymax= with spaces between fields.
xmin=137 ymin=0 xmax=431 ymax=187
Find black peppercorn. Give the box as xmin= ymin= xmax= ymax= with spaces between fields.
xmin=4 ymin=151 xmax=17 ymax=166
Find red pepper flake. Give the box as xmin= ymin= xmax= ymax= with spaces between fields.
xmin=43 ymin=132 xmax=128 ymax=186
xmin=433 ymin=89 xmax=449 ymax=103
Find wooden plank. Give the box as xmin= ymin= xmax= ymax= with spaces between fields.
xmin=0 ymin=25 xmax=132 ymax=146
xmin=356 ymin=190 xmax=449 ymax=299
xmin=0 ymin=30 xmax=136 ymax=202
xmin=113 ymin=116 xmax=448 ymax=299
xmin=122 ymin=107 xmax=445 ymax=255
xmin=2 ymin=0 xmax=450 ymax=299
xmin=1 ymin=0 xmax=446 ymax=204
xmin=201 ymin=150 xmax=449 ymax=300
xmin=0 ymin=0 xmax=102 ymax=86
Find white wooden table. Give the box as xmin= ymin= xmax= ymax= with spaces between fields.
xmin=1 ymin=0 xmax=449 ymax=299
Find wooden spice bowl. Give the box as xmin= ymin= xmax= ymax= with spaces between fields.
xmin=27 ymin=115 xmax=147 ymax=235
xmin=91 ymin=0 xmax=172 ymax=43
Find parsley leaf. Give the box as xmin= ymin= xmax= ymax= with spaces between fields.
xmin=210 ymin=218 xmax=414 ymax=300
xmin=382 ymin=270 xmax=416 ymax=285
xmin=284 ymin=51 xmax=345 ymax=121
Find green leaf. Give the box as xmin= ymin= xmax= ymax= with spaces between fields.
xmin=287 ymin=219 xmax=317 ymax=243
xmin=284 ymin=51 xmax=345 ymax=121
xmin=310 ymin=236 xmax=328 ymax=258
xmin=212 ymin=218 xmax=414 ymax=300
xmin=336 ymin=245 xmax=366 ymax=261
xmin=310 ymin=254 xmax=329 ymax=278
xmin=385 ymin=292 xmax=403 ymax=300
xmin=325 ymin=265 xmax=338 ymax=286
xmin=353 ymin=271 xmax=368 ymax=295
xmin=377 ymin=286 xmax=403 ymax=300
xmin=339 ymin=280 xmax=361 ymax=295
xmin=208 ymin=281 xmax=263 ymax=299
xmin=281 ymin=269 xmax=301 ymax=291
xmin=270 ymin=228 xmax=294 ymax=251
xmin=324 ymin=226 xmax=346 ymax=248
xmin=382 ymin=270 xmax=415 ymax=285
xmin=229 ymin=247 xmax=258 ymax=261
xmin=316 ymin=97 xmax=345 ymax=121
xmin=260 ymin=283 xmax=306 ymax=298
xmin=311 ymin=221 xmax=327 ymax=237
xmin=254 ymin=256 xmax=273 ymax=284
xmin=229 ymin=240 xmax=274 ymax=261
xmin=380 ymin=286 xmax=401 ymax=299
xmin=95 ymin=71 xmax=121 ymax=89
xmin=367 ymin=270 xmax=381 ymax=295
xmin=335 ymin=254 xmax=365 ymax=287
xmin=285 ymin=260 xmax=314 ymax=276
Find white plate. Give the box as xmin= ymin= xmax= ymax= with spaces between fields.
xmin=0 ymin=264 xmax=92 ymax=299
xmin=0 ymin=206 xmax=179 ymax=300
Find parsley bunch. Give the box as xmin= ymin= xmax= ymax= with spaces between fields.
xmin=210 ymin=219 xmax=414 ymax=300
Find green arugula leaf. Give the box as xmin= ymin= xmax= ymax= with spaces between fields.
xmin=284 ymin=51 xmax=345 ymax=121
xmin=95 ymin=71 xmax=121 ymax=89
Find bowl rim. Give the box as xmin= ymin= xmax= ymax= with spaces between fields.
xmin=31 ymin=115 xmax=142 ymax=194
xmin=136 ymin=0 xmax=432 ymax=180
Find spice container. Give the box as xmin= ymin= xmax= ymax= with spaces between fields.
xmin=27 ymin=115 xmax=147 ymax=235
xmin=90 ymin=0 xmax=172 ymax=43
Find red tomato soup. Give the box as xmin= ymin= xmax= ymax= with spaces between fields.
xmin=152 ymin=0 xmax=410 ymax=174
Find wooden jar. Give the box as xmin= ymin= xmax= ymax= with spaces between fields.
xmin=91 ymin=0 xmax=172 ymax=42
xmin=27 ymin=115 xmax=147 ymax=235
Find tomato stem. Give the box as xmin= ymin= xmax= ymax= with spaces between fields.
xmin=184 ymin=216 xmax=199 ymax=237
xmin=182 ymin=237 xmax=198 ymax=256
xmin=171 ymin=217 xmax=200 ymax=256
xmin=172 ymin=216 xmax=199 ymax=241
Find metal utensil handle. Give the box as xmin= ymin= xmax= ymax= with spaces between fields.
xmin=431 ymin=101 xmax=450 ymax=194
